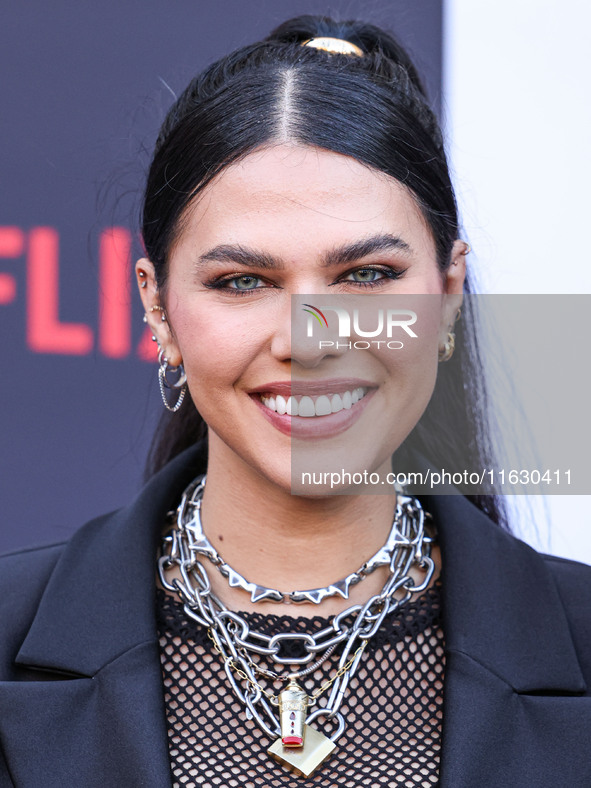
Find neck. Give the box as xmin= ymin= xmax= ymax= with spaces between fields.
xmin=196 ymin=436 xmax=438 ymax=617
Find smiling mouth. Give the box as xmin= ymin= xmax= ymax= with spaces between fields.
xmin=259 ymin=388 xmax=369 ymax=417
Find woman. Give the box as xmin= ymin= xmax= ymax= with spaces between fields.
xmin=1 ymin=15 xmax=590 ymax=788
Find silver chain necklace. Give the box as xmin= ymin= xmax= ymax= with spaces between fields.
xmin=171 ymin=475 xmax=417 ymax=605
xmin=158 ymin=476 xmax=435 ymax=778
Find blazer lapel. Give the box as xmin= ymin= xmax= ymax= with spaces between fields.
xmin=428 ymin=494 xmax=589 ymax=787
xmin=0 ymin=445 xmax=207 ymax=787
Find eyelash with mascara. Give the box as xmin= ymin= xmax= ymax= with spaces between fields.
xmin=204 ymin=265 xmax=408 ymax=296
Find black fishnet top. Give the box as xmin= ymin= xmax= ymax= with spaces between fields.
xmin=156 ymin=580 xmax=444 ymax=787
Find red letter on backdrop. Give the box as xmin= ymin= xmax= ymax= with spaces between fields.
xmin=99 ymin=228 xmax=131 ymax=358
xmin=27 ymin=227 xmax=93 ymax=354
xmin=0 ymin=227 xmax=24 ymax=304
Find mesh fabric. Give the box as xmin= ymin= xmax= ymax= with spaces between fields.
xmin=156 ymin=580 xmax=444 ymax=787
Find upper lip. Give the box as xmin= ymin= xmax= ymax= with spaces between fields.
xmin=248 ymin=379 xmax=377 ymax=396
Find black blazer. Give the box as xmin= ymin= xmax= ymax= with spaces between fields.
xmin=1 ymin=443 xmax=591 ymax=787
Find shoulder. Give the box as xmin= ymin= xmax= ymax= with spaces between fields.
xmin=542 ymin=551 xmax=591 ymax=587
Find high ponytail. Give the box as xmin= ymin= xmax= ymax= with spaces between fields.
xmin=266 ymin=15 xmax=428 ymax=96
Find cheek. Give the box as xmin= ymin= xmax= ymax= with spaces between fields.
xmin=170 ymin=304 xmax=263 ymax=401
xmin=379 ymin=301 xmax=442 ymax=407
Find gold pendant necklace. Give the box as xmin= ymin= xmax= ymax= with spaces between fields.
xmin=267 ymin=679 xmax=336 ymax=778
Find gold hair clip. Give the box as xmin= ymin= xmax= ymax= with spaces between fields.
xmin=301 ymin=37 xmax=363 ymax=57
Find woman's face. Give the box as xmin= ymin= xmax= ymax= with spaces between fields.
xmin=138 ymin=144 xmax=465 ymax=492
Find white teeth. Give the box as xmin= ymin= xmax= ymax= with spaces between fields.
xmin=331 ymin=394 xmax=343 ymax=414
xmin=298 ymin=396 xmax=315 ymax=417
xmin=260 ymin=387 xmax=368 ymax=417
xmin=315 ymin=395 xmax=332 ymax=416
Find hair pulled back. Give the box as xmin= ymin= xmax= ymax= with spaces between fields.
xmin=143 ymin=16 xmax=456 ymax=284
xmin=142 ymin=15 xmax=506 ymax=529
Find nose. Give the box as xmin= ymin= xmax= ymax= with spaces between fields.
xmin=270 ymin=295 xmax=349 ymax=369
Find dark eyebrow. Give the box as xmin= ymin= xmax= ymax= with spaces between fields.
xmin=323 ymin=234 xmax=412 ymax=267
xmin=196 ymin=234 xmax=411 ymax=271
xmin=197 ymin=245 xmax=282 ymax=270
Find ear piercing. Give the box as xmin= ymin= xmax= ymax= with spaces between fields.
xmin=143 ymin=305 xmax=167 ymax=343
xmin=143 ymin=305 xmax=167 ymax=322
xmin=138 ymin=270 xmax=148 ymax=288
xmin=438 ymin=332 xmax=455 ymax=362
xmin=149 ymin=305 xmax=166 ymax=320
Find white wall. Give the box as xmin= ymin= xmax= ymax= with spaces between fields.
xmin=443 ymin=0 xmax=591 ymax=562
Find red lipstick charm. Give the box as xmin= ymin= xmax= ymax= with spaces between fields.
xmin=278 ymin=679 xmax=308 ymax=747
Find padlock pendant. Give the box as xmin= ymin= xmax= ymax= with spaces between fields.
xmin=278 ymin=679 xmax=308 ymax=747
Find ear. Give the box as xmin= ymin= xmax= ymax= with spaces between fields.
xmin=439 ymin=240 xmax=468 ymax=346
xmin=135 ymin=258 xmax=183 ymax=367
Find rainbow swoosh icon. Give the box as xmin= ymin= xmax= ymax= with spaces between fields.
xmin=302 ymin=304 xmax=328 ymax=328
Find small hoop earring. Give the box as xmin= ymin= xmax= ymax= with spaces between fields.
xmin=438 ymin=331 xmax=455 ymax=363
xmin=158 ymin=348 xmax=187 ymax=412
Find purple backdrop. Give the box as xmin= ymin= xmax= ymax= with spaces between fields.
xmin=0 ymin=0 xmax=442 ymax=553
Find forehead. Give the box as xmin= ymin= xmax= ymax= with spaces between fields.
xmin=178 ymin=144 xmax=435 ymax=257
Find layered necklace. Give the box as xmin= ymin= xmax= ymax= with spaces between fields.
xmin=158 ymin=475 xmax=435 ymax=778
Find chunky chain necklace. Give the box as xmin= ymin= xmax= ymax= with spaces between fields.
xmin=166 ymin=475 xmax=425 ymax=605
xmin=158 ymin=476 xmax=435 ymax=778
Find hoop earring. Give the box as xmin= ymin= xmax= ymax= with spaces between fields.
xmin=438 ymin=331 xmax=455 ymax=363
xmin=158 ymin=348 xmax=187 ymax=412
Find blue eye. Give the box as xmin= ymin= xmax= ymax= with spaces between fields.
xmin=228 ymin=275 xmax=262 ymax=290
xmin=347 ymin=268 xmax=383 ymax=283
xmin=338 ymin=266 xmax=406 ymax=288
xmin=204 ymin=273 xmax=273 ymax=296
